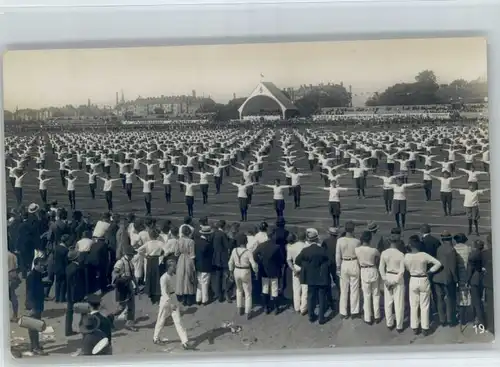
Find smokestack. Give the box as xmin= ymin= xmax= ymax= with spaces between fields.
xmin=233 ymin=93 xmax=236 ymax=100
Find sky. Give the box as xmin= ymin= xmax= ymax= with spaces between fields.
xmin=2 ymin=37 xmax=487 ymax=110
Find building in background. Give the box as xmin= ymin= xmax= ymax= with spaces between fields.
xmin=115 ymin=95 xmax=212 ymax=118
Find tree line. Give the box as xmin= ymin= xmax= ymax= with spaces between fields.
xmin=365 ymin=70 xmax=487 ymax=106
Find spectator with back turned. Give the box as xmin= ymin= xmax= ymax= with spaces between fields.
xmin=432 ymin=230 xmax=458 ymax=327
xmin=86 ymin=293 xmax=114 ymax=352
xmin=483 ymin=233 xmax=494 ymax=334
xmin=467 ymin=239 xmax=486 ymax=329
xmin=65 ymin=249 xmax=87 ymax=336
xmin=253 ymin=233 xmax=285 ymax=315
xmin=211 ymin=220 xmax=231 ymax=303
xmin=295 ymin=228 xmax=332 ymax=325
xmin=25 ymin=257 xmax=48 ymax=356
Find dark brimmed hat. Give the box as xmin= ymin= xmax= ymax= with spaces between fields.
xmin=390 ymin=228 xmax=401 ymax=235
xmin=367 ymin=221 xmax=379 ymax=232
xmin=79 ymin=314 xmax=100 ymax=334
xmin=86 ymin=294 xmax=102 ymax=306
xmin=124 ymin=246 xmax=137 ymax=256
xmin=453 ymin=233 xmax=468 ymax=244
xmin=441 ymin=230 xmax=453 ymax=241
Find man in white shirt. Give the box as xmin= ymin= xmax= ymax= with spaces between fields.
xmin=93 ymin=213 xmax=111 ymax=238
xmin=404 ymin=235 xmax=442 ymax=336
xmin=153 ymin=258 xmax=193 ymax=349
xmin=454 ymin=183 xmax=490 ymax=235
xmin=379 ymin=237 xmax=406 ymax=332
xmin=66 ymin=173 xmax=78 ymax=210
xmin=98 ymin=175 xmax=121 ymax=212
xmin=180 ymin=178 xmax=200 ymax=218
xmin=322 ymin=180 xmax=355 ymax=227
xmin=335 ymin=221 xmax=361 ymax=319
xmin=286 ymin=231 xmax=310 ymax=314
xmin=289 ymin=167 xmax=310 ymax=208
xmin=429 ymin=171 xmax=464 ymax=217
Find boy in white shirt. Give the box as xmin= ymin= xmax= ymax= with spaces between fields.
xmin=453 ymin=183 xmax=490 ymax=235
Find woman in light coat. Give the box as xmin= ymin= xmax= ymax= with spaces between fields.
xmin=175 ymin=226 xmax=196 ymax=306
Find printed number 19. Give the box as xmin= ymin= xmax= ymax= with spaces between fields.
xmin=473 ymin=324 xmax=486 ymax=334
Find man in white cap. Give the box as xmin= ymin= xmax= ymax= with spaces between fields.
xmin=295 ymin=228 xmax=332 ymax=324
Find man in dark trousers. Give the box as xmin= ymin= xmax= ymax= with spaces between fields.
xmin=88 ymin=236 xmax=110 ymax=295
xmin=211 ymin=220 xmax=231 ymax=302
xmin=105 ymin=214 xmax=120 ymax=285
xmin=66 ymin=249 xmax=87 ymax=336
xmin=25 ymin=257 xmax=47 ymax=355
xmin=432 ymin=230 xmax=458 ymax=327
xmin=53 ymin=234 xmax=70 ymax=303
xmin=17 ymin=212 xmax=37 ymax=279
xmin=87 ymin=294 xmax=114 ymax=352
xmin=420 ymin=223 xmax=441 ymax=313
xmin=45 ymin=208 xmax=69 ymax=298
xmin=296 ymin=228 xmax=333 ymax=324
xmin=253 ymin=234 xmax=285 ymax=315
xmin=194 ymin=225 xmax=214 ymax=305
xmin=467 ymin=239 xmax=486 ymax=330
xmin=269 ymin=217 xmax=289 ymax=296
xmin=321 ymin=227 xmax=339 ymax=310
xmin=483 ymin=233 xmax=494 ymax=334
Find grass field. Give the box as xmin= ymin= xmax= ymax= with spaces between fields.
xmin=7 ymin=128 xmax=494 ymax=356
xmin=5 ymin=130 xmax=492 ymax=242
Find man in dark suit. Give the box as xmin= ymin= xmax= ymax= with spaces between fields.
xmin=269 ymin=217 xmax=289 ymax=295
xmin=65 ymin=250 xmax=87 ymax=336
xmin=420 ymin=224 xmax=441 ymax=257
xmin=420 ymin=223 xmax=441 ymax=313
xmin=468 ymin=239 xmax=486 ymax=329
xmin=25 ymin=257 xmax=47 ymax=355
xmin=88 ymin=236 xmax=109 ymax=295
xmin=432 ymin=231 xmax=458 ymax=327
xmin=483 ymin=233 xmax=494 ymax=334
xmin=321 ymin=227 xmax=339 ymax=310
xmin=17 ymin=212 xmax=37 ymax=279
xmin=211 ymin=220 xmax=231 ymax=302
xmin=194 ymin=225 xmax=214 ymax=305
xmin=53 ymin=234 xmax=70 ymax=302
xmin=87 ymin=294 xmax=113 ymax=351
xmin=253 ymin=236 xmax=284 ymax=315
xmin=105 ymin=214 xmax=120 ymax=284
xmin=296 ymin=228 xmax=333 ymax=324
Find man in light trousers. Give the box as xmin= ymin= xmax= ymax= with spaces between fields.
xmin=153 ymin=258 xmax=193 ymax=349
xmin=286 ymin=231 xmax=309 ymax=314
xmin=404 ymin=235 xmax=442 ymax=335
xmin=228 ymin=233 xmax=259 ymax=318
xmin=335 ymin=221 xmax=361 ymax=318
xmin=355 ymin=231 xmax=381 ymax=324
xmin=379 ymin=238 xmax=406 ymax=331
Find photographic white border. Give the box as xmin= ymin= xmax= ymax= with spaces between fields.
xmin=1 ymin=0 xmax=499 ymax=366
